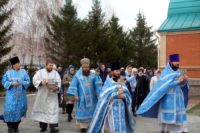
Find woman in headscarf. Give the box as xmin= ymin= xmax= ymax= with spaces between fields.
xmin=62 ymin=65 xmax=76 ymax=122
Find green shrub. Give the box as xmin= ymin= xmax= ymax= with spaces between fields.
xmin=27 ymin=67 xmax=37 ymax=92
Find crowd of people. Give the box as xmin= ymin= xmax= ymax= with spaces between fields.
xmin=0 ymin=54 xmax=189 ymax=133
xmin=57 ymin=61 xmax=160 ymax=118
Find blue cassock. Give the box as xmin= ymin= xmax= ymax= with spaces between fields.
xmin=1 ymin=68 xmax=30 ymax=122
xmin=67 ymin=68 xmax=102 ymax=125
xmin=136 ymin=63 xmax=189 ymax=125
xmin=87 ymin=77 xmax=135 ymax=133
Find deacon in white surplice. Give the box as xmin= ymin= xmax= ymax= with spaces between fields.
xmin=32 ymin=59 xmax=61 ymax=133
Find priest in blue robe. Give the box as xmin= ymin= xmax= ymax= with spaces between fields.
xmin=87 ymin=62 xmax=135 ymax=133
xmin=67 ymin=58 xmax=102 ymax=133
xmin=1 ymin=56 xmax=30 ymax=133
xmin=137 ymin=54 xmax=189 ymax=133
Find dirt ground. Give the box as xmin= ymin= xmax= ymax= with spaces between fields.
xmin=188 ymin=104 xmax=200 ymax=116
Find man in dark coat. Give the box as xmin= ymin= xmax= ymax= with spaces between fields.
xmin=99 ymin=64 xmax=108 ymax=85
xmin=134 ymin=68 xmax=149 ymax=111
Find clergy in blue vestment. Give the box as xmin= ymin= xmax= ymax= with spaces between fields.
xmin=87 ymin=62 xmax=135 ymax=133
xmin=137 ymin=54 xmax=189 ymax=133
xmin=67 ymin=58 xmax=102 ymax=133
xmin=1 ymin=56 xmax=30 ymax=133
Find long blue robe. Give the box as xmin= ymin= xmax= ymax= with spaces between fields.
xmin=67 ymin=68 xmax=102 ymax=128
xmin=1 ymin=68 xmax=30 ymax=122
xmin=87 ymin=77 xmax=135 ymax=133
xmin=136 ymin=64 xmax=189 ymax=125
xmin=0 ymin=115 xmax=4 ymax=121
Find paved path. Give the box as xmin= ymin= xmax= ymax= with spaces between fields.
xmin=0 ymin=95 xmax=200 ymax=133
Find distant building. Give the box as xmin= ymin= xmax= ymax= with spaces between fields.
xmin=158 ymin=0 xmax=200 ymax=79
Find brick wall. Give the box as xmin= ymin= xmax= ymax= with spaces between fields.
xmin=189 ymin=79 xmax=200 ymax=97
xmin=166 ymin=33 xmax=200 ymax=78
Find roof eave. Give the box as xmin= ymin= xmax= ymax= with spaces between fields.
xmin=158 ymin=27 xmax=200 ymax=32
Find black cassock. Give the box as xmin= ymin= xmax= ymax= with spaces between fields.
xmin=134 ymin=75 xmax=149 ymax=111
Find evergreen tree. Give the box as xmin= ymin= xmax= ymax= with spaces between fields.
xmin=45 ymin=1 xmax=157 ymax=68
xmin=129 ymin=12 xmax=157 ymax=68
xmin=84 ymin=0 xmax=109 ymax=66
xmin=0 ymin=0 xmax=12 ymax=62
xmin=45 ymin=0 xmax=83 ymax=67
xmin=0 ymin=0 xmax=13 ymax=91
xmin=107 ymin=15 xmax=133 ymax=66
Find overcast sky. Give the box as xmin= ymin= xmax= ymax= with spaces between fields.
xmin=72 ymin=0 xmax=170 ymax=31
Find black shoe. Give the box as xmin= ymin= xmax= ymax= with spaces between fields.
xmin=67 ymin=117 xmax=71 ymax=122
xmin=40 ymin=128 xmax=47 ymax=132
xmin=8 ymin=128 xmax=13 ymax=133
xmin=69 ymin=114 xmax=73 ymax=120
xmin=68 ymin=114 xmax=72 ymax=122
xmin=50 ymin=128 xmax=59 ymax=133
xmin=13 ymin=127 xmax=19 ymax=133
xmin=80 ymin=128 xmax=87 ymax=133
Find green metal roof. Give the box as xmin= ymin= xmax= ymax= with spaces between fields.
xmin=158 ymin=0 xmax=200 ymax=32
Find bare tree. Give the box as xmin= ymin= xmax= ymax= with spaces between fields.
xmin=6 ymin=0 xmax=62 ymax=67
